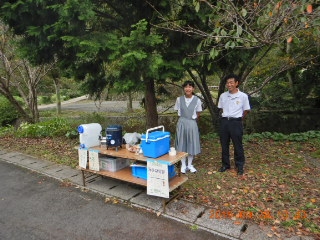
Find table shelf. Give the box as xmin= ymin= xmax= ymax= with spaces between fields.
xmin=80 ymin=166 xmax=188 ymax=192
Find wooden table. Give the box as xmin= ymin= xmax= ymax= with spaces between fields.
xmin=79 ymin=145 xmax=188 ymax=212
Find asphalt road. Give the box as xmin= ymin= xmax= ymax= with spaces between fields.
xmin=39 ymin=98 xmax=143 ymax=113
xmin=57 ymin=101 xmax=143 ymax=113
xmin=38 ymin=96 xmax=173 ymax=113
xmin=0 ymin=160 xmax=226 ymax=240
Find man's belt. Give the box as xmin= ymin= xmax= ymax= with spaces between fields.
xmin=221 ymin=117 xmax=242 ymax=121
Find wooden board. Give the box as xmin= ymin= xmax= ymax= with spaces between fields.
xmin=90 ymin=145 xmax=188 ymax=165
xmin=81 ymin=166 xmax=188 ymax=191
xmin=168 ymin=174 xmax=188 ymax=192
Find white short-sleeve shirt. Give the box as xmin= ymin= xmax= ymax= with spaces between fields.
xmin=174 ymin=95 xmax=202 ymax=119
xmin=218 ymin=90 xmax=250 ymax=118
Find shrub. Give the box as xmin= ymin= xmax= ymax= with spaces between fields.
xmin=0 ymin=96 xmax=21 ymax=126
xmin=79 ymin=112 xmax=106 ymax=125
xmin=15 ymin=117 xmax=77 ymax=138
xmin=243 ymin=131 xmax=320 ymax=142
xmin=38 ymin=96 xmax=52 ymax=104
xmin=0 ymin=125 xmax=15 ymax=137
xmin=50 ymin=94 xmax=68 ymax=102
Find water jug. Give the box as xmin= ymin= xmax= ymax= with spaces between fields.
xmin=78 ymin=123 xmax=102 ymax=148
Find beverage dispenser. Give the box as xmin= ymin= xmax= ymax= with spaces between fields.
xmin=106 ymin=125 xmax=123 ymax=151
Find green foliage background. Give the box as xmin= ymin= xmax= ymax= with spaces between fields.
xmin=0 ymin=96 xmax=21 ymax=126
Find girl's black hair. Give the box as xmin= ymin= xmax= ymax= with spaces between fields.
xmin=182 ymin=80 xmax=195 ymax=88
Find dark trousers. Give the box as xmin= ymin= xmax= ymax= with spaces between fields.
xmin=219 ymin=118 xmax=245 ymax=170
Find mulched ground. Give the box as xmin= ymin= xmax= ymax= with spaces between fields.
xmin=0 ymin=136 xmax=319 ymax=239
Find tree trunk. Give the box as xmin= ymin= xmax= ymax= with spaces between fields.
xmin=127 ymin=91 xmax=133 ymax=112
xmin=286 ymin=41 xmax=296 ymax=98
xmin=29 ymin=86 xmax=39 ymax=122
xmin=53 ymin=77 xmax=61 ymax=115
xmin=187 ymin=68 xmax=220 ymax=129
xmin=0 ymin=88 xmax=34 ymax=123
xmin=144 ymin=77 xmax=158 ymax=128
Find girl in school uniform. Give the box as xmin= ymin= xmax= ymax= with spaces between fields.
xmin=174 ymin=81 xmax=202 ymax=173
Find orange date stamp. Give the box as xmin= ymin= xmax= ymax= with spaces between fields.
xmin=209 ymin=209 xmax=308 ymax=221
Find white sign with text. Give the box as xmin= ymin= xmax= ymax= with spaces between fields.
xmin=78 ymin=148 xmax=88 ymax=169
xmin=88 ymin=149 xmax=100 ymax=171
xmin=147 ymin=160 xmax=169 ymax=198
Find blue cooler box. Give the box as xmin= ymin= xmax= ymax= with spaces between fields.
xmin=131 ymin=164 xmax=176 ymax=180
xmin=141 ymin=126 xmax=170 ymax=158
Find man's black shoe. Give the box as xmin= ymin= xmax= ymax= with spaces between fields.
xmin=237 ymin=170 xmax=244 ymax=175
xmin=218 ymin=166 xmax=230 ymax=172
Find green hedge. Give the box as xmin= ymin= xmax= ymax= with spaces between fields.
xmin=16 ymin=117 xmax=78 ymax=138
xmin=0 ymin=96 xmax=21 ymax=126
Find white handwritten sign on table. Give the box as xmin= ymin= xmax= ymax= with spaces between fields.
xmin=147 ymin=160 xmax=169 ymax=198
xmin=78 ymin=148 xmax=88 ymax=169
xmin=88 ymin=149 xmax=100 ymax=171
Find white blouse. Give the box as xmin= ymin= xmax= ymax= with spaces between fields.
xmin=174 ymin=95 xmax=202 ymax=119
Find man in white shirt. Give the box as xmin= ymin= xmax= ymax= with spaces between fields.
xmin=217 ymin=74 xmax=251 ymax=175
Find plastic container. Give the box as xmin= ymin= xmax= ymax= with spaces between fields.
xmin=78 ymin=123 xmax=102 ymax=148
xmin=141 ymin=126 xmax=170 ymax=158
xmin=131 ymin=164 xmax=176 ymax=180
xmin=100 ymin=157 xmax=130 ymax=172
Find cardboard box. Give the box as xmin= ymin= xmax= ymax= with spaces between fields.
xmin=99 ymin=157 xmax=130 ymax=172
xmin=141 ymin=131 xmax=170 ymax=158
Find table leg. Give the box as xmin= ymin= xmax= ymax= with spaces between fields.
xmin=162 ymin=188 xmax=182 ymax=213
xmin=163 ymin=199 xmax=166 ymax=213
xmin=176 ymin=161 xmax=181 ymax=177
xmin=81 ymin=170 xmax=86 ymax=186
